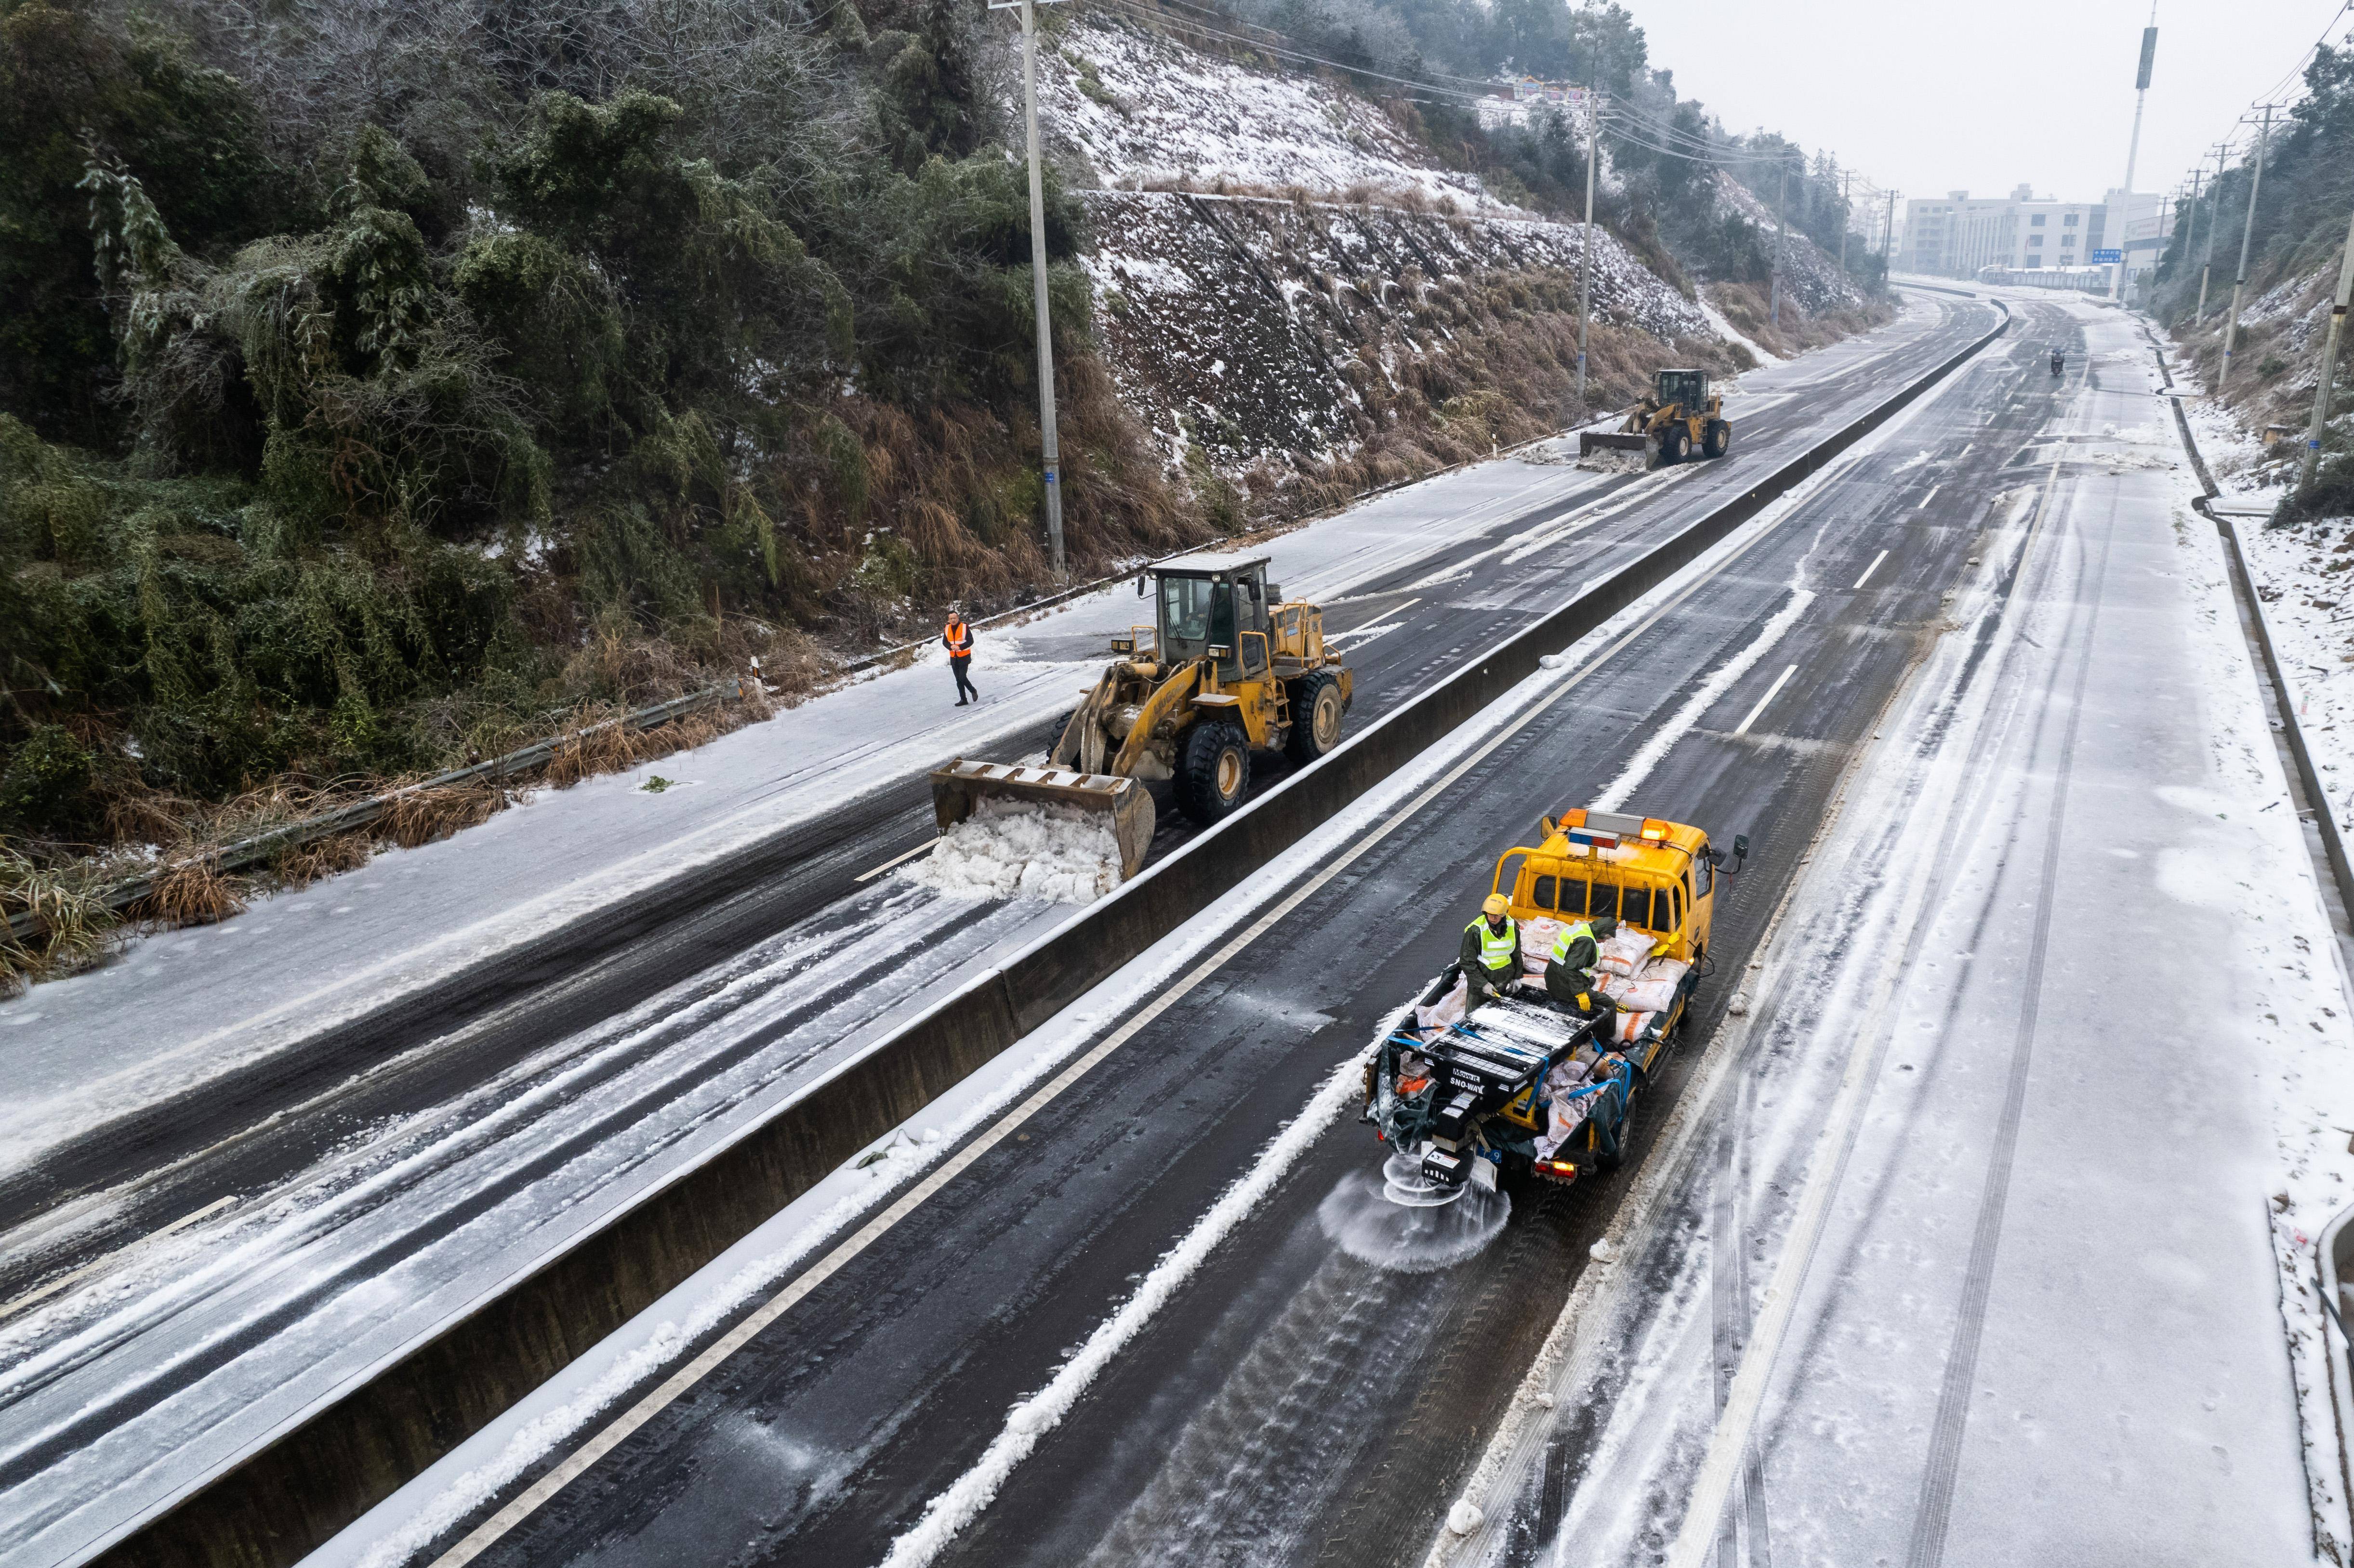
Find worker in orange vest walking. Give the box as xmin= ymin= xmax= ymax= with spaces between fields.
xmin=943 ymin=605 xmax=979 ymax=706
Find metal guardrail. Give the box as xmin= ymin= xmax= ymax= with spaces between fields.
xmin=4 ymin=680 xmax=755 ymax=948
xmin=98 ymin=299 xmax=2015 ymax=1568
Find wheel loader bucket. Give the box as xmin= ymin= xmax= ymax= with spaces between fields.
xmin=929 ymin=759 xmax=1158 ymax=880
xmin=1576 ymin=430 xmax=1655 ymax=473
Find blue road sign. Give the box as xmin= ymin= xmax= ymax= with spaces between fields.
xmin=2090 ymin=249 xmax=2123 ymax=264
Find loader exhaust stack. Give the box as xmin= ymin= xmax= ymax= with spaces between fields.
xmin=929 ymin=759 xmax=1157 ymax=881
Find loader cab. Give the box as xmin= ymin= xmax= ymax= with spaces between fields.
xmin=1655 ymin=368 xmax=1707 ymax=413
xmin=1152 ymin=553 xmax=1274 ymax=681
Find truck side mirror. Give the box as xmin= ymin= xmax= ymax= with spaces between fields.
xmin=1733 ymin=834 xmax=1749 ymax=859
xmin=1136 ymin=573 xmax=1148 ymax=597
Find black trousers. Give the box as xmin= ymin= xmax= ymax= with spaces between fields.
xmin=950 ymin=655 xmax=977 ymax=702
xmin=1547 ymin=970 xmax=1619 ymax=1046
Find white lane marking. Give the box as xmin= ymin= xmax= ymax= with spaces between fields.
xmin=1917 ymin=484 xmax=1941 ymax=510
xmin=876 ymin=1052 xmax=1369 ymax=1568
xmin=1328 ymin=599 xmax=1420 ymax=653
xmin=855 ymin=840 xmax=939 ymax=882
xmin=1659 ymin=453 xmax=2066 ymax=1568
xmin=1327 ymin=622 xmax=1406 ymax=654
xmin=1852 ymin=550 xmax=1890 ymax=590
xmin=1592 ymin=590 xmax=1817 ymax=811
xmin=0 ymin=1194 xmax=240 ymax=1324
xmin=428 ymin=421 xmax=1851 ymax=1568
xmin=1732 ymin=665 xmax=1800 ymax=737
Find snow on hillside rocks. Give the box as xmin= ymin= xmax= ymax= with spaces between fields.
xmin=1079 ymin=189 xmax=1711 ymax=470
xmin=1042 ymin=14 xmax=1508 ymax=212
xmin=1708 ymin=170 xmax=1862 ymax=316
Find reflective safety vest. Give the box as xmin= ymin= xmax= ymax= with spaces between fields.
xmin=1550 ymin=919 xmax=1596 ymax=977
xmin=945 ymin=619 xmax=973 ymax=656
xmin=1466 ymin=915 xmax=1518 ymax=970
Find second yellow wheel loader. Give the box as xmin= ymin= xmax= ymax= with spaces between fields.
xmin=1577 ymin=368 xmax=1733 ymax=469
xmin=928 ymin=553 xmax=1353 ymax=880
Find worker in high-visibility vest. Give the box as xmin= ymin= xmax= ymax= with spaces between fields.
xmin=1545 ymin=913 xmax=1620 ymax=1047
xmin=1458 ymin=893 xmax=1522 ymax=1002
xmin=943 ymin=606 xmax=979 ymax=706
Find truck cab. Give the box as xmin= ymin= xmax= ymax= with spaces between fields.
xmin=1490 ymin=808 xmax=1734 ymax=966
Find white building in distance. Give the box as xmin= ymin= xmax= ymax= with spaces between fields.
xmin=1899 ymin=186 xmax=2169 ymax=283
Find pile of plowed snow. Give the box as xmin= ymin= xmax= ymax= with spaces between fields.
xmin=903 ymin=799 xmax=1124 ymax=904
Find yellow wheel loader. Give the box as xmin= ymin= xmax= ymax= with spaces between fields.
xmin=1577 ymin=368 xmax=1733 ymax=470
xmin=929 ymin=553 xmax=1353 ymax=880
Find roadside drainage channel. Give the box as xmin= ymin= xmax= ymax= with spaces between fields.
xmin=94 ymin=305 xmax=2011 ymax=1568
xmin=2155 ymin=338 xmax=2354 ymax=918
xmin=2164 ymin=338 xmax=2354 ymax=1528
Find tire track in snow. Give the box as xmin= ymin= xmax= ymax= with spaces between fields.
xmin=1903 ymin=483 xmax=2117 ymax=1568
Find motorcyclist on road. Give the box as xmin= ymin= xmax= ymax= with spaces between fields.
xmin=2050 ymin=348 xmax=2065 ymax=375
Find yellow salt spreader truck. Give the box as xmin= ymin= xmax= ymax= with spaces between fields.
xmin=928 ymin=553 xmax=1353 ymax=880
xmin=1366 ymin=808 xmax=1747 ymax=1205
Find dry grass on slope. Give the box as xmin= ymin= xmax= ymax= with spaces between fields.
xmin=1706 ymin=281 xmax=1897 ymax=361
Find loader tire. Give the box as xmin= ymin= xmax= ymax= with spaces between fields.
xmin=1658 ymin=424 xmax=1690 ymax=464
xmin=1702 ymin=419 xmax=1731 ymax=459
xmin=1283 ymin=671 xmax=1345 ymax=766
xmin=1176 ymin=721 xmax=1251 ymax=826
xmin=1043 ymin=709 xmax=1076 ymax=761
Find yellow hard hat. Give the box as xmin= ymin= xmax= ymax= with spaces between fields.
xmin=1481 ymin=894 xmax=1509 ymax=917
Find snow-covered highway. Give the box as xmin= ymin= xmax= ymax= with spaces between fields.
xmin=273 ymin=292 xmax=2151 ymax=1568
xmin=0 ymin=292 xmax=2005 ymax=1568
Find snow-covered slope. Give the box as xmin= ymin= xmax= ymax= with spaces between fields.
xmin=1080 ymin=188 xmax=1714 ymax=474
xmin=1708 ymin=171 xmax=1865 ymax=316
xmin=1042 ymin=14 xmax=1510 ymax=212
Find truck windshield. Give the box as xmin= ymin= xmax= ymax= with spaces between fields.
xmin=1159 ymin=576 xmax=1216 ymax=658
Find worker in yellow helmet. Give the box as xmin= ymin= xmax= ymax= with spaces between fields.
xmin=1546 ymin=913 xmax=1620 ymax=1048
xmin=1459 ymin=892 xmax=1522 ymax=1003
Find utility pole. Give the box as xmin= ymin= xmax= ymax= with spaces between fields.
xmin=2222 ymin=105 xmax=2278 ymax=393
xmin=2297 ymin=203 xmax=2354 ymax=496
xmin=2179 ymin=171 xmax=2200 ymax=300
xmin=2110 ymin=6 xmax=2157 ymax=302
xmin=1771 ymin=152 xmax=1788 ymax=326
xmin=1577 ymin=90 xmax=1599 ymax=406
xmin=1838 ymin=169 xmax=1851 ymax=275
xmin=2197 ymin=143 xmax=2227 ymax=320
xmin=1884 ymin=189 xmax=1898 ymax=267
xmin=993 ymin=0 xmax=1068 ymax=574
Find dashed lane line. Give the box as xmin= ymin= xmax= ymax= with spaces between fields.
xmin=1732 ymin=665 xmax=1799 ymax=736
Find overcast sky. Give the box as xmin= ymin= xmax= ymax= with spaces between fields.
xmin=1616 ymin=0 xmax=2353 ymax=210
